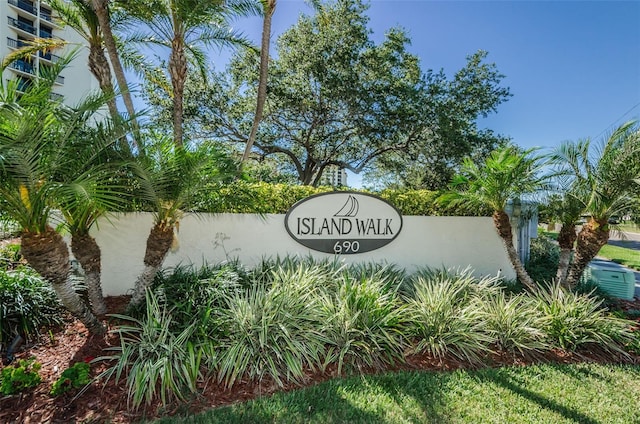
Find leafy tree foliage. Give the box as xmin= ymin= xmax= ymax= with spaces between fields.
xmin=368 ymin=49 xmax=511 ymax=190
xmin=143 ymin=0 xmax=511 ymax=187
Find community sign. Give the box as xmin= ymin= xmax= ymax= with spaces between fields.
xmin=284 ymin=192 xmax=403 ymax=254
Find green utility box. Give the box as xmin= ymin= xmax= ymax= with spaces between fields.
xmin=584 ymin=260 xmax=636 ymax=301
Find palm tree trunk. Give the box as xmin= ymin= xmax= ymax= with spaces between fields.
xmin=128 ymin=223 xmax=175 ymax=307
xmin=91 ymin=0 xmax=141 ymax=151
xmin=88 ymin=44 xmax=118 ymax=121
xmin=493 ymin=210 xmax=537 ymax=291
xmin=169 ymin=34 xmax=187 ymax=148
xmin=555 ymin=223 xmax=577 ymax=288
xmin=565 ymin=218 xmax=609 ymax=289
xmin=21 ymin=227 xmax=104 ymax=334
xmin=87 ymin=43 xmax=133 ymax=155
xmin=71 ymin=233 xmax=107 ymax=315
xmin=556 ymin=249 xmax=572 ymax=287
xmin=241 ymin=0 xmax=276 ymax=166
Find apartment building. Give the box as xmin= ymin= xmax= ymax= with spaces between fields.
xmin=1 ymin=0 xmax=97 ymax=104
xmin=320 ymin=165 xmax=348 ymax=187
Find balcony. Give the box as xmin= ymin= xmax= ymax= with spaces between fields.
xmin=40 ymin=12 xmax=54 ymax=24
xmin=38 ymin=64 xmax=64 ymax=84
xmin=40 ymin=7 xmax=59 ymax=27
xmin=7 ymin=16 xmax=36 ymax=36
xmin=50 ymin=92 xmax=63 ymax=101
xmin=39 ymin=29 xmax=53 ymax=38
xmin=8 ymin=59 xmax=35 ymax=75
xmin=7 ymin=0 xmax=37 ymax=16
xmin=6 ymin=37 xmax=29 ymax=49
xmin=16 ymin=78 xmax=32 ymax=92
xmin=39 ymin=50 xmax=61 ymax=63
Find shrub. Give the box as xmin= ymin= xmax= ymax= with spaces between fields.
xmin=50 ymin=362 xmax=91 ymax=396
xmin=216 ymin=274 xmax=327 ymax=388
xmin=99 ymin=291 xmax=202 ymax=409
xmin=192 ymin=181 xmax=333 ymax=214
xmin=403 ymin=270 xmax=494 ymax=364
xmin=189 ymin=181 xmax=487 ymax=216
xmin=534 ymin=283 xmax=635 ymax=353
xmin=151 ymin=263 xmax=248 ymax=340
xmin=0 ymin=268 xmax=64 ymax=349
xmin=320 ymin=268 xmax=406 ymax=374
xmin=479 ymin=292 xmax=549 ymax=354
xmin=0 ymin=242 xmax=22 ymax=270
xmin=379 ymin=189 xmax=489 ymax=216
xmin=0 ymin=358 xmax=41 ymax=395
xmin=525 ymin=235 xmax=560 ymax=284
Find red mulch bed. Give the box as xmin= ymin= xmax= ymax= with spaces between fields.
xmin=1 ymin=296 xmax=640 ymax=424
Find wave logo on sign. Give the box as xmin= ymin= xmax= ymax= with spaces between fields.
xmin=284 ymin=192 xmax=403 ymax=254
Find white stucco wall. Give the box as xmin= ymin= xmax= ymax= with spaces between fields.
xmin=91 ymin=213 xmax=516 ymax=296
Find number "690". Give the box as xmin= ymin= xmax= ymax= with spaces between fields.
xmin=333 ymin=240 xmax=360 ymax=254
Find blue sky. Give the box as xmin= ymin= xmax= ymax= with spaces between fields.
xmin=220 ymin=0 xmax=640 ymax=151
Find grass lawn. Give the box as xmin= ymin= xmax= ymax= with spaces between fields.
xmin=617 ymin=222 xmax=640 ymax=234
xmin=539 ymin=230 xmax=558 ymax=240
xmin=598 ymin=244 xmax=640 ymax=270
xmin=154 ymin=363 xmax=640 ymax=424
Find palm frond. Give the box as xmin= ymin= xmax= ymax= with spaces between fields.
xmin=1 ymin=38 xmax=69 ymax=71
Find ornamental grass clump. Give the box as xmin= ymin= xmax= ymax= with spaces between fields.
xmin=404 ymin=270 xmax=493 ymax=364
xmin=216 ymin=273 xmax=327 ymax=388
xmin=250 ymin=256 xmax=343 ymax=289
xmin=320 ymin=268 xmax=406 ymax=374
xmin=479 ymin=292 xmax=549 ymax=355
xmin=98 ymin=291 xmax=202 ymax=409
xmin=534 ymin=282 xmax=634 ymax=354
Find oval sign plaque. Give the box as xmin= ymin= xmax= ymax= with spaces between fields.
xmin=284 ymin=192 xmax=403 ymax=255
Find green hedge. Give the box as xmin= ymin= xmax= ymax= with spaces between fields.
xmin=189 ymin=182 xmax=489 ymax=216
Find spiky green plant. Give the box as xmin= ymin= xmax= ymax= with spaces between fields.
xmin=534 ymin=282 xmax=634 ymax=353
xmin=216 ymin=276 xmax=327 ymax=388
xmin=479 ymin=292 xmax=549 ymax=354
xmin=250 ymin=256 xmax=344 ymax=289
xmin=404 ymin=271 xmax=493 ymax=364
xmin=98 ymin=291 xmax=202 ymax=409
xmin=320 ymin=268 xmax=406 ymax=374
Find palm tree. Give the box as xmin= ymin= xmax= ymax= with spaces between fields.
xmin=548 ymin=121 xmax=640 ymax=288
xmin=118 ymin=0 xmax=258 ymax=147
xmin=241 ymin=0 xmax=276 ymax=165
xmin=439 ymin=145 xmax=546 ymax=291
xmin=127 ymin=136 xmax=210 ymax=307
xmin=0 ymin=67 xmax=119 ymax=334
xmin=551 ymin=194 xmax=584 ymax=287
xmin=541 ymin=183 xmax=587 ymax=287
xmin=56 ymin=122 xmax=131 ymax=315
xmin=90 ymin=0 xmax=140 ymax=142
xmin=48 ymin=0 xmax=119 ymax=122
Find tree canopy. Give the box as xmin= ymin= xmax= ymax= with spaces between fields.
xmin=143 ymin=0 xmax=511 ymax=187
